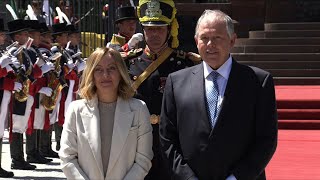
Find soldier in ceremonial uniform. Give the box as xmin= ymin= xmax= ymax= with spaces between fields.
xmin=107 ymin=6 xmax=143 ymax=52
xmin=24 ymin=19 xmax=54 ymax=164
xmin=51 ymin=22 xmax=79 ymax=151
xmin=127 ymin=0 xmax=200 ymax=179
xmin=37 ymin=22 xmax=60 ymax=158
xmin=0 ymin=18 xmax=16 ymax=178
xmin=7 ymin=18 xmax=38 ymax=170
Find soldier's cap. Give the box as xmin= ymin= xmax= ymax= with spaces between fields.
xmin=25 ymin=20 xmax=41 ymax=32
xmin=7 ymin=19 xmax=30 ymax=35
xmin=137 ymin=0 xmax=176 ymax=26
xmin=39 ymin=22 xmax=50 ymax=34
xmin=137 ymin=0 xmax=179 ymax=48
xmin=0 ymin=19 xmax=8 ymax=33
xmin=52 ymin=23 xmax=68 ymax=35
xmin=115 ymin=6 xmax=137 ymax=24
xmin=66 ymin=24 xmax=80 ymax=34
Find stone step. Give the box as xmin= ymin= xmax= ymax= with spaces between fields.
xmin=232 ymin=45 xmax=320 ymax=53
xmin=235 ymin=37 xmax=320 ymax=46
xmin=276 ymin=85 xmax=320 ymax=109
xmin=239 ymin=61 xmax=320 ymax=69
xmin=264 ymin=22 xmax=320 ymax=31
xmin=278 ymin=120 xmax=320 ymax=130
xmin=249 ymin=30 xmax=320 ymax=38
xmin=267 ymin=69 xmax=320 ymax=77
xmin=231 ymin=53 xmax=320 ymax=61
xmin=274 ymin=77 xmax=320 ymax=85
xmin=278 ymin=109 xmax=320 ymax=120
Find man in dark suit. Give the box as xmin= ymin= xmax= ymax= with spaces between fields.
xmin=159 ymin=10 xmax=278 ymax=180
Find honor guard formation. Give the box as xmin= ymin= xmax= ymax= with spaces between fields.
xmin=0 ymin=0 xmax=85 ymax=178
xmin=0 ymin=0 xmax=277 ymax=179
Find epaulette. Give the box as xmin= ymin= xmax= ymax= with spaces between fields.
xmin=121 ymin=48 xmax=143 ymax=60
xmin=110 ymin=34 xmax=126 ymax=46
xmin=175 ymin=49 xmax=186 ymax=59
xmin=186 ymin=51 xmax=202 ymax=63
xmin=175 ymin=49 xmax=202 ymax=63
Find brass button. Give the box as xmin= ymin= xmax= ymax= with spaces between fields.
xmin=150 ymin=114 xmax=159 ymax=124
xmin=133 ymin=76 xmax=138 ymax=80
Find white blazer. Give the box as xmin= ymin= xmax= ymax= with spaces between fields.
xmin=59 ymin=95 xmax=153 ymax=180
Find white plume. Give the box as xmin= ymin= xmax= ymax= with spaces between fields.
xmin=60 ymin=10 xmax=71 ymax=25
xmin=26 ymin=5 xmax=38 ymax=20
xmin=66 ymin=41 xmax=71 ymax=50
xmin=6 ymin=4 xmax=18 ymax=20
xmin=55 ymin=7 xmax=64 ymax=23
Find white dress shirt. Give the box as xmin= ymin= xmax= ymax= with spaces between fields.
xmin=203 ymin=55 xmax=233 ymax=118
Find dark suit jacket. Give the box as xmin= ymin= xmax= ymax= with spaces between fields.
xmin=160 ymin=60 xmax=278 ymax=180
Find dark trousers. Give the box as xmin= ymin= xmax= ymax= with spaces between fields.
xmin=39 ymin=126 xmax=53 ymax=153
xmin=0 ymin=138 xmax=2 ymax=165
xmin=54 ymin=123 xmax=63 ymax=151
xmin=10 ymin=133 xmax=24 ymax=161
xmin=26 ymin=130 xmax=38 ymax=157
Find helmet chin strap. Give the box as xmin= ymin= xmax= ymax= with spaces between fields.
xmin=142 ymin=25 xmax=171 ymax=54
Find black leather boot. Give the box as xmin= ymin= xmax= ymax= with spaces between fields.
xmin=11 ymin=159 xmax=36 ymax=170
xmin=0 ymin=168 xmax=14 ymax=178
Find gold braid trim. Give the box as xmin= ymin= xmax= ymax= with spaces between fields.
xmin=131 ymin=47 xmax=174 ymax=91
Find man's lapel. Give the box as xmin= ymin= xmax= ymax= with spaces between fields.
xmin=191 ymin=63 xmax=212 ymax=133
xmin=210 ymin=60 xmax=239 ymax=136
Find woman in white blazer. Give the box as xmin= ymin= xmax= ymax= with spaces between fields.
xmin=59 ymin=47 xmax=153 ymax=180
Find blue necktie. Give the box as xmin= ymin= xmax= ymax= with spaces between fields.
xmin=206 ymin=71 xmax=220 ymax=127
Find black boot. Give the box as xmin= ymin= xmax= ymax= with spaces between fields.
xmin=0 ymin=168 xmax=14 ymax=178
xmin=27 ymin=153 xmax=52 ymax=164
xmin=10 ymin=133 xmax=36 ymax=170
xmin=11 ymin=159 xmax=36 ymax=170
xmin=39 ymin=129 xmax=59 ymax=158
xmin=0 ymin=139 xmax=14 ymax=178
xmin=54 ymin=123 xmax=62 ymax=151
xmin=26 ymin=130 xmax=52 ymax=164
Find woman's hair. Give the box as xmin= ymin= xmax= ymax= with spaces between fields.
xmin=79 ymin=47 xmax=135 ymax=100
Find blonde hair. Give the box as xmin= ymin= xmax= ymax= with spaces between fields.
xmin=79 ymin=47 xmax=135 ymax=100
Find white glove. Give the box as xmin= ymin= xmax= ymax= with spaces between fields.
xmin=77 ymin=61 xmax=86 ymax=73
xmin=35 ymin=57 xmax=46 ymax=66
xmin=42 ymin=53 xmax=49 ymax=59
xmin=0 ymin=55 xmax=12 ymax=67
xmin=5 ymin=65 xmax=13 ymax=72
xmin=10 ymin=57 xmax=20 ymax=69
xmin=128 ymin=33 xmax=144 ymax=49
xmin=67 ymin=60 xmax=75 ymax=69
xmin=38 ymin=87 xmax=53 ymax=96
xmin=13 ymin=82 xmax=22 ymax=91
xmin=41 ymin=62 xmax=54 ymax=74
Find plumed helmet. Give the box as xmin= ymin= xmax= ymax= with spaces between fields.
xmin=137 ymin=0 xmax=179 ymax=48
